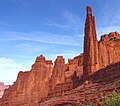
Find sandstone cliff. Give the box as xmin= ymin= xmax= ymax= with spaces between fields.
xmin=98 ymin=32 xmax=120 ymax=68
xmin=83 ymin=6 xmax=120 ymax=81
xmin=83 ymin=6 xmax=99 ymax=79
xmin=0 ymin=6 xmax=120 ymax=106
xmin=0 ymin=55 xmax=53 ymax=106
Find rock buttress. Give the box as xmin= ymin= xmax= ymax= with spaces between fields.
xmin=0 ymin=55 xmax=53 ymax=106
xmin=83 ymin=6 xmax=99 ymax=80
xmin=49 ymin=56 xmax=65 ymax=89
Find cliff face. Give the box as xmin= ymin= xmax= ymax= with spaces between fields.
xmin=65 ymin=53 xmax=83 ymax=79
xmin=0 ymin=6 xmax=120 ymax=106
xmin=83 ymin=6 xmax=99 ymax=79
xmin=98 ymin=32 xmax=120 ymax=68
xmin=49 ymin=56 xmax=65 ymax=89
xmin=83 ymin=6 xmax=120 ymax=80
xmin=41 ymin=62 xmax=120 ymax=106
xmin=0 ymin=55 xmax=53 ymax=106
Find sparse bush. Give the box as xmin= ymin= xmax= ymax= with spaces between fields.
xmin=102 ymin=92 xmax=120 ymax=106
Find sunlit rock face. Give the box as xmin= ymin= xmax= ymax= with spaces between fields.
xmin=0 ymin=6 xmax=120 ymax=106
xmin=0 ymin=83 xmax=9 ymax=98
xmin=83 ymin=6 xmax=120 ymax=80
xmin=0 ymin=55 xmax=53 ymax=106
xmin=98 ymin=32 xmax=120 ymax=68
xmin=83 ymin=6 xmax=99 ymax=79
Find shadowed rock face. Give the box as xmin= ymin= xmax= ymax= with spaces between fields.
xmin=0 ymin=6 xmax=120 ymax=106
xmin=40 ymin=62 xmax=120 ymax=106
xmin=50 ymin=56 xmax=65 ymax=89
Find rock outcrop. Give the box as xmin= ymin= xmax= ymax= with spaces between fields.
xmin=65 ymin=53 xmax=83 ymax=79
xmin=83 ymin=6 xmax=120 ymax=81
xmin=0 ymin=6 xmax=120 ymax=106
xmin=0 ymin=83 xmax=9 ymax=98
xmin=83 ymin=6 xmax=99 ymax=80
xmin=49 ymin=56 xmax=65 ymax=90
xmin=98 ymin=32 xmax=120 ymax=68
xmin=0 ymin=55 xmax=53 ymax=106
xmin=40 ymin=61 xmax=120 ymax=106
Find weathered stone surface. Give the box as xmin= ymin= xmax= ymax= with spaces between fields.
xmin=98 ymin=32 xmax=120 ymax=69
xmin=0 ymin=6 xmax=120 ymax=106
xmin=49 ymin=56 xmax=65 ymax=90
xmin=0 ymin=83 xmax=9 ymax=98
xmin=65 ymin=53 xmax=83 ymax=79
xmin=40 ymin=61 xmax=120 ymax=106
xmin=0 ymin=55 xmax=53 ymax=106
xmin=83 ymin=6 xmax=120 ymax=81
xmin=83 ymin=6 xmax=99 ymax=80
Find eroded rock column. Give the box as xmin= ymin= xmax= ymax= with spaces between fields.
xmin=83 ymin=6 xmax=99 ymax=80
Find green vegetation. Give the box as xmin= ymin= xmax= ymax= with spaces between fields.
xmin=102 ymin=92 xmax=120 ymax=106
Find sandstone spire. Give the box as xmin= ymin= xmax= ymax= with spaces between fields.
xmin=83 ymin=6 xmax=99 ymax=80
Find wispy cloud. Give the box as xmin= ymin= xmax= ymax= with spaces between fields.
xmin=14 ymin=42 xmax=50 ymax=54
xmin=0 ymin=57 xmax=22 ymax=69
xmin=0 ymin=57 xmax=30 ymax=84
xmin=1 ymin=31 xmax=80 ymax=46
xmin=45 ymin=10 xmax=82 ymax=34
xmin=63 ymin=10 xmax=81 ymax=26
xmin=0 ymin=57 xmax=22 ymax=83
xmin=44 ymin=23 xmax=72 ymax=29
xmin=97 ymin=25 xmax=120 ymax=40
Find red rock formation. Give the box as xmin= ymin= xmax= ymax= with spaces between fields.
xmin=0 ymin=83 xmax=9 ymax=98
xmin=0 ymin=55 xmax=53 ymax=106
xmin=98 ymin=32 xmax=120 ymax=68
xmin=65 ymin=53 xmax=83 ymax=79
xmin=83 ymin=7 xmax=120 ymax=81
xmin=49 ymin=56 xmax=65 ymax=89
xmin=40 ymin=61 xmax=120 ymax=106
xmin=83 ymin=6 xmax=99 ymax=80
xmin=0 ymin=6 xmax=120 ymax=106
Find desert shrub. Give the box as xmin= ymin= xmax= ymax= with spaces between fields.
xmin=102 ymin=92 xmax=120 ymax=106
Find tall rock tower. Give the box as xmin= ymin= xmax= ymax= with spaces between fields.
xmin=83 ymin=6 xmax=99 ymax=80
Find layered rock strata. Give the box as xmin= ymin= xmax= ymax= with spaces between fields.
xmin=0 ymin=55 xmax=53 ymax=106
xmin=40 ymin=61 xmax=120 ymax=106
xmin=0 ymin=6 xmax=120 ymax=106
xmin=83 ymin=6 xmax=120 ymax=81
xmin=83 ymin=6 xmax=99 ymax=79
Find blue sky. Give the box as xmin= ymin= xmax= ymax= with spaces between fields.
xmin=0 ymin=0 xmax=120 ymax=84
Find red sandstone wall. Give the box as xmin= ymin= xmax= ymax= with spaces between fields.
xmin=65 ymin=53 xmax=83 ymax=79
xmin=0 ymin=6 xmax=120 ymax=106
xmin=0 ymin=55 xmax=53 ymax=106
xmin=98 ymin=32 xmax=120 ymax=69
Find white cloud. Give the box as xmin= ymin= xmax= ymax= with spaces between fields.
xmin=44 ymin=23 xmax=72 ymax=29
xmin=1 ymin=31 xmax=80 ymax=46
xmin=0 ymin=57 xmax=28 ymax=84
xmin=0 ymin=58 xmax=21 ymax=69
